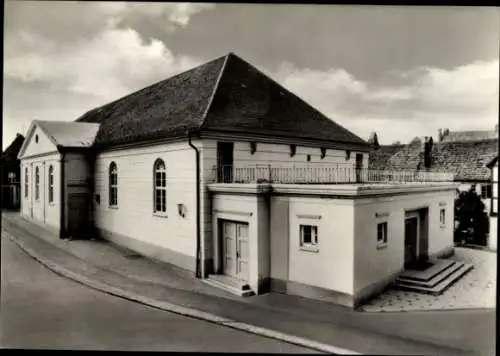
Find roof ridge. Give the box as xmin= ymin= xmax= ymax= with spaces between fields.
xmin=199 ymin=52 xmax=231 ymax=127
xmin=75 ymin=53 xmax=230 ymax=123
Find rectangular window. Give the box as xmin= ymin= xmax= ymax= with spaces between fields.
xmin=481 ymin=184 xmax=492 ymax=199
xmin=48 ymin=166 xmax=54 ymax=203
xmin=24 ymin=167 xmax=28 ymax=198
xmin=35 ymin=167 xmax=40 ymax=200
xmin=299 ymin=224 xmax=318 ymax=248
xmin=440 ymin=208 xmax=446 ymax=226
xmin=377 ymin=222 xmax=388 ymax=247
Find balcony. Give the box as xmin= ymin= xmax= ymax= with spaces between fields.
xmin=211 ymin=164 xmax=455 ymax=185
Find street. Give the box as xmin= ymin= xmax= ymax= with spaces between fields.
xmin=0 ymin=235 xmax=318 ymax=353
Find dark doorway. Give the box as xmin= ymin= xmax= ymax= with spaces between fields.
xmin=355 ymin=153 xmax=363 ymax=183
xmin=217 ymin=142 xmax=234 ymax=183
xmin=404 ymin=216 xmax=419 ymax=268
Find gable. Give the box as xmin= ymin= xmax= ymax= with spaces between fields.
xmin=18 ymin=125 xmax=58 ymax=159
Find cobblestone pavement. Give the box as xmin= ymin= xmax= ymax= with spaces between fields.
xmin=360 ymin=247 xmax=497 ymax=312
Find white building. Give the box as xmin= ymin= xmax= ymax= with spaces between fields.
xmin=18 ymin=53 xmax=459 ymax=307
xmin=487 ymin=156 xmax=498 ymax=251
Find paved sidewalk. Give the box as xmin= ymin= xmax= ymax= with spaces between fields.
xmin=361 ymin=247 xmax=497 ymax=312
xmin=1 ymin=212 xmax=495 ymax=355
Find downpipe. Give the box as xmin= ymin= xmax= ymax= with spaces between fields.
xmin=187 ymin=131 xmax=202 ymax=279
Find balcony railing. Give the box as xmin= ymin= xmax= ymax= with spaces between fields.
xmin=211 ymin=164 xmax=455 ymax=184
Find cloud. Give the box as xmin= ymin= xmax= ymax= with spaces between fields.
xmin=95 ymin=2 xmax=216 ymax=29
xmin=3 ymin=2 xmax=214 ymax=148
xmin=272 ymin=59 xmax=499 ymax=143
xmin=5 ymin=27 xmax=201 ymax=101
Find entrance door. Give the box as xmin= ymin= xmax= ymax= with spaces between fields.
xmin=67 ymin=193 xmax=90 ymax=238
xmin=355 ymin=153 xmax=364 ymax=183
xmin=221 ymin=220 xmax=249 ymax=281
xmin=217 ymin=142 xmax=234 ymax=183
xmin=404 ymin=216 xmax=419 ymax=267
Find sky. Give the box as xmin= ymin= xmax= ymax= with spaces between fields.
xmin=3 ymin=2 xmax=499 ymax=149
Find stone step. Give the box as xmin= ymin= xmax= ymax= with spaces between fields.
xmin=203 ymin=275 xmax=254 ymax=297
xmin=395 ymin=263 xmax=474 ymax=295
xmin=397 ymin=262 xmax=465 ymax=288
xmin=399 ymin=259 xmax=456 ymax=282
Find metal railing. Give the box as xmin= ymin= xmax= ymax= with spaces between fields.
xmin=211 ymin=164 xmax=455 ymax=184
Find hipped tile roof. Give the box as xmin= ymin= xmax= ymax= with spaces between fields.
xmin=76 ymin=53 xmax=368 ymax=149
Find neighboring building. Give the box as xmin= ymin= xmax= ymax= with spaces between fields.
xmin=2 ymin=134 xmax=25 ymax=209
xmin=438 ymin=126 xmax=498 ymax=143
xmin=487 ymin=156 xmax=498 ymax=251
xmin=18 ymin=53 xmax=460 ymax=308
xmin=369 ymin=136 xmax=498 ymax=247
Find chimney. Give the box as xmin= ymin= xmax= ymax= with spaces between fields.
xmin=368 ymin=131 xmax=380 ymax=148
xmin=424 ymin=136 xmax=434 ymax=169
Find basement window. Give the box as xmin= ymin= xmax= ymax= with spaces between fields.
xmin=377 ymin=222 xmax=388 ymax=249
xmin=300 ymin=224 xmax=318 ymax=252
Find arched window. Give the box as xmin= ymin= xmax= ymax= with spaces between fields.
xmin=35 ymin=166 xmax=40 ymax=200
xmin=109 ymin=162 xmax=118 ymax=207
xmin=24 ymin=167 xmax=28 ymax=198
xmin=48 ymin=165 xmax=54 ymax=203
xmin=154 ymin=159 xmax=166 ymax=213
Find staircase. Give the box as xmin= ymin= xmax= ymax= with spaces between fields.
xmin=394 ymin=259 xmax=474 ymax=295
xmin=203 ymin=274 xmax=255 ymax=297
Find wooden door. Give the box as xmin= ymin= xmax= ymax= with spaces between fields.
xmin=222 ymin=221 xmax=237 ymax=277
xmin=404 ymin=217 xmax=419 ymax=267
xmin=67 ymin=193 xmax=89 ymax=238
xmin=221 ymin=220 xmax=249 ymax=282
xmin=235 ymin=223 xmax=249 ymax=281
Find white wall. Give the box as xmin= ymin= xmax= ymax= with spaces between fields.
xmin=489 ymin=216 xmax=497 ymax=251
xmin=353 ymin=190 xmax=455 ymax=295
xmin=199 ymin=139 xmax=368 ymax=276
xmin=211 ymin=193 xmax=265 ymax=292
xmin=20 ymin=153 xmax=61 ymax=230
xmin=94 ymin=141 xmax=198 ymax=265
xmin=287 ymin=197 xmax=355 ymax=295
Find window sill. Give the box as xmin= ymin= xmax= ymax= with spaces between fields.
xmin=109 ymin=205 xmax=119 ymax=210
xmin=440 ymin=224 xmax=446 ymax=229
xmin=299 ymin=245 xmax=319 ymax=253
xmin=48 ymin=202 xmax=55 ymax=206
xmin=153 ymin=212 xmax=168 ymax=218
xmin=377 ymin=243 xmax=388 ymax=250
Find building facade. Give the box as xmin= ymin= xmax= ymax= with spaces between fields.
xmin=18 ymin=53 xmax=458 ymax=307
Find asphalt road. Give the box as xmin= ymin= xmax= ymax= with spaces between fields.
xmin=0 ymin=235 xmax=318 ymax=353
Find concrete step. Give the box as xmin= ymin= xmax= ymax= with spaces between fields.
xmin=203 ymin=274 xmax=254 ymax=297
xmin=397 ymin=262 xmax=465 ymax=288
xmin=399 ymin=259 xmax=456 ymax=282
xmin=395 ymin=263 xmax=474 ymax=295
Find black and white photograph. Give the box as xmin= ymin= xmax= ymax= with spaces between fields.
xmin=1 ymin=2 xmax=498 ymax=354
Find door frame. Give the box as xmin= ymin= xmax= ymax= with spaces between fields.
xmin=217 ymin=218 xmax=250 ymax=282
xmin=404 ymin=211 xmax=420 ymax=266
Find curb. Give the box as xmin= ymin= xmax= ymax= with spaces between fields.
xmin=4 ymin=231 xmax=361 ymax=355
